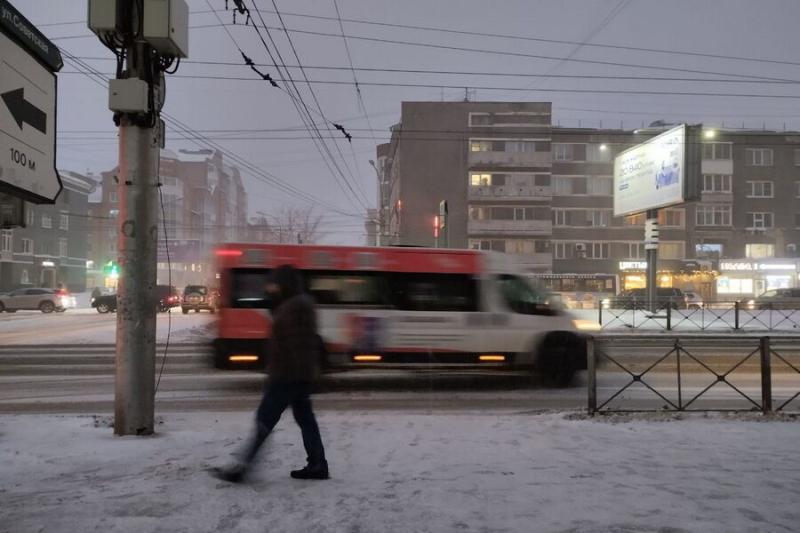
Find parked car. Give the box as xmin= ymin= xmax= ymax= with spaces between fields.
xmin=608 ymin=287 xmax=685 ymax=310
xmin=0 ymin=287 xmax=75 ymax=313
xmin=91 ymin=285 xmax=180 ymax=314
xmin=747 ymin=288 xmax=800 ymax=310
xmin=181 ymin=285 xmax=216 ymax=314
xmin=683 ymin=291 xmax=704 ymax=310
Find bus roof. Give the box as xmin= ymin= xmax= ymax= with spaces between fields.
xmin=215 ymin=243 xmax=485 ymax=274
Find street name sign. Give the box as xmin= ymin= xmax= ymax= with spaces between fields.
xmin=0 ymin=0 xmax=62 ymax=203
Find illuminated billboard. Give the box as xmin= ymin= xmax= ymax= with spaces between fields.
xmin=613 ymin=124 xmax=701 ymax=217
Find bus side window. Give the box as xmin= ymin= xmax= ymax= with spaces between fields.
xmin=230 ymin=269 xmax=273 ymax=309
xmin=389 ymin=273 xmax=478 ymax=312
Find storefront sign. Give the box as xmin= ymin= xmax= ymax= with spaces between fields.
xmin=721 ymin=261 xmax=796 ymax=272
xmin=720 ymin=261 xmax=753 ymax=271
xmin=619 ymin=261 xmax=647 ymax=271
xmin=758 ymin=263 xmax=795 ymax=271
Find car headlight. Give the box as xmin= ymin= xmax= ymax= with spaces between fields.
xmin=601 ymin=298 xmax=610 ymax=309
xmin=573 ymin=319 xmax=602 ymax=332
xmin=746 ymin=300 xmax=755 ymax=309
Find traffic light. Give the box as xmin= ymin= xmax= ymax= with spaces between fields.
xmin=103 ymin=261 xmax=120 ymax=279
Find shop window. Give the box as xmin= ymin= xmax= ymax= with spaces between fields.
xmin=717 ymin=277 xmax=753 ymax=295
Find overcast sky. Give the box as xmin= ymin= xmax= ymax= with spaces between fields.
xmin=15 ymin=0 xmax=800 ymax=243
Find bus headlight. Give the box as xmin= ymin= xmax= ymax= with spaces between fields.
xmin=573 ymin=319 xmax=602 ymax=332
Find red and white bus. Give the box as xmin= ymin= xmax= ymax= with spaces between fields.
xmin=213 ymin=244 xmax=594 ymax=386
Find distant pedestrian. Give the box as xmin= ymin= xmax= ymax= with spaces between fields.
xmin=212 ymin=265 xmax=328 ymax=482
xmin=91 ymin=286 xmax=102 ymax=299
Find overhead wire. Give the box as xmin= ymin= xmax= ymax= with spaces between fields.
xmin=253 ymin=0 xmax=371 ymax=208
xmin=60 ymin=49 xmax=366 ymax=219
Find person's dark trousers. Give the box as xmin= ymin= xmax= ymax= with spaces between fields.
xmin=240 ymin=380 xmax=326 ymax=467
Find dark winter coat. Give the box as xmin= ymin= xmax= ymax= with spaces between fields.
xmin=267 ymin=266 xmax=321 ymax=382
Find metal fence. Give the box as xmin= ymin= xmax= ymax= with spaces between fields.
xmin=598 ymin=300 xmax=800 ymax=332
xmin=587 ymin=334 xmax=800 ymax=414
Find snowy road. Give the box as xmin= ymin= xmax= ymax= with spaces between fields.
xmin=2 ymin=342 xmax=799 ymax=414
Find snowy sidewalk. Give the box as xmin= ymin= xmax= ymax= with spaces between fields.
xmin=1 ymin=411 xmax=799 ymax=533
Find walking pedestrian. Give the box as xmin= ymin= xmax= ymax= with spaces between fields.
xmin=212 ymin=265 xmax=328 ymax=482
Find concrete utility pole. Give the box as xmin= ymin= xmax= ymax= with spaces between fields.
xmin=89 ymin=0 xmax=187 ymax=434
xmin=114 ymin=10 xmax=159 ymax=436
xmin=645 ymin=210 xmax=659 ymax=313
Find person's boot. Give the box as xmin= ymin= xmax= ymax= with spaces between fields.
xmin=290 ymin=461 xmax=329 ymax=480
xmin=210 ymin=463 xmax=247 ymax=483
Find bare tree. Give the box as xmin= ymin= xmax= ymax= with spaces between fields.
xmin=252 ymin=206 xmax=323 ymax=244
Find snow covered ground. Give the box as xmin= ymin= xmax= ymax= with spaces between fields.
xmin=2 ymin=411 xmax=798 ymax=533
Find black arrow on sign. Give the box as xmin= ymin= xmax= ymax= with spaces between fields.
xmin=2 ymin=88 xmax=47 ymax=135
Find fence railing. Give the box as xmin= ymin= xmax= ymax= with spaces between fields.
xmin=587 ymin=334 xmax=800 ymax=414
xmin=597 ymin=299 xmax=800 ymax=331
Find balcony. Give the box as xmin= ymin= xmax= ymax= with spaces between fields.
xmin=468 ymin=150 xmax=551 ymax=168
xmin=468 ymin=185 xmax=552 ymax=200
xmin=701 ymin=159 xmax=733 ymax=175
xmin=468 ymin=219 xmax=552 ymax=235
xmin=511 ymin=253 xmax=553 ymax=271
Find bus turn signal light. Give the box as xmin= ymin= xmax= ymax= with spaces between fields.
xmin=479 ymin=355 xmax=506 ymax=362
xmin=229 ymin=354 xmax=259 ymax=362
xmin=353 ymin=355 xmax=382 ymax=362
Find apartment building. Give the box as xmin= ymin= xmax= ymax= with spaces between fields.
xmin=0 ymin=171 xmax=95 ymax=292
xmin=376 ymin=101 xmax=800 ymax=298
xmin=87 ymin=149 xmax=248 ymax=289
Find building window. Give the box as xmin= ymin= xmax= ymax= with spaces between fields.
xmin=745 ymin=244 xmax=775 ymax=259
xmin=0 ymin=230 xmax=11 ymax=252
xmin=702 ymin=174 xmax=731 ymax=193
xmin=586 ymin=144 xmax=611 ymax=162
xmin=660 ymin=242 xmax=685 ymax=260
xmin=746 ymin=181 xmax=773 ymax=198
xmin=553 ymin=176 xmax=587 ymax=195
xmin=59 ymin=213 xmax=69 ymax=230
xmin=26 ymin=208 xmax=34 ymax=226
xmin=20 ymin=269 xmax=30 ymax=285
xmin=588 ymin=242 xmax=610 ymax=259
xmin=109 ymin=191 xmax=118 ymax=203
xmin=468 ymin=239 xmax=505 ymax=252
xmin=587 ymin=177 xmax=613 ymax=195
xmin=659 ymin=209 xmax=685 ymax=228
xmin=469 ymin=113 xmax=491 ymax=126
xmin=471 ymin=206 xmax=549 ymax=221
xmin=696 ymin=205 xmax=732 ymax=226
xmin=628 ymin=242 xmax=645 ymax=259
xmin=553 ymin=143 xmax=587 ymax=162
xmin=624 ymin=213 xmax=646 ymax=226
xmin=42 ymin=214 xmax=52 ymax=229
xmin=745 ymin=148 xmax=773 ymax=166
xmin=702 ymin=143 xmax=732 ymax=160
xmin=554 ymin=242 xmax=571 ymax=259
xmin=59 ymin=238 xmax=68 ymax=257
xmin=746 ymin=212 xmax=774 ymax=229
xmin=21 ymin=239 xmax=33 ymax=255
